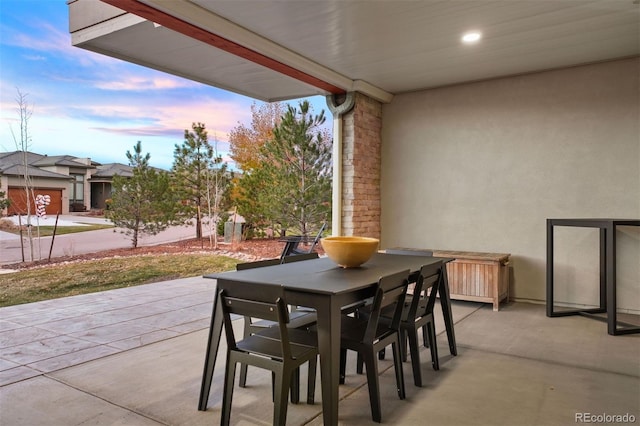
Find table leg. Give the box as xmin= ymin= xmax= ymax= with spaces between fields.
xmin=606 ymin=224 xmax=617 ymax=336
xmin=315 ymin=296 xmax=342 ymax=425
xmin=546 ymin=219 xmax=555 ymax=316
xmin=438 ymin=266 xmax=457 ymax=356
xmin=198 ymin=289 xmax=224 ymax=411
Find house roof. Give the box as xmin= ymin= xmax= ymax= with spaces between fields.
xmin=0 ymin=164 xmax=74 ymax=180
xmin=70 ymin=0 xmax=639 ymax=103
xmin=0 ymin=151 xmax=92 ymax=179
xmin=89 ymin=163 xmax=134 ymax=179
xmin=31 ymin=155 xmax=94 ymax=169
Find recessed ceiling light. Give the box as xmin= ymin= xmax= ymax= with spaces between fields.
xmin=461 ymin=31 xmax=482 ymax=44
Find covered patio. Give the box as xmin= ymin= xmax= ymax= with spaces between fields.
xmin=67 ymin=0 xmax=640 ymax=315
xmin=3 ymin=1 xmax=637 ymax=424
xmin=1 ymin=276 xmax=638 ymax=425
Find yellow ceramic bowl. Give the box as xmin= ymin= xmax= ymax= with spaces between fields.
xmin=321 ymin=236 xmax=380 ymax=268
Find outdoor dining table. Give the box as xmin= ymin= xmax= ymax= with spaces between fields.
xmin=198 ymin=252 xmax=456 ymax=425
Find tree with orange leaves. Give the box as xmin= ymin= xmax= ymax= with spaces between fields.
xmin=228 ymin=102 xmax=284 ymax=172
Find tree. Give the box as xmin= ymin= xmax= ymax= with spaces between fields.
xmin=229 ymin=102 xmax=284 ymax=171
xmin=107 ymin=141 xmax=179 ymax=248
xmin=172 ymin=122 xmax=215 ymax=239
xmin=229 ymin=103 xmax=285 ymax=236
xmin=10 ymin=89 xmax=37 ymax=260
xmin=202 ymin=135 xmax=233 ymax=248
xmin=0 ymin=190 xmax=10 ymax=216
xmin=260 ymin=101 xmax=332 ymax=237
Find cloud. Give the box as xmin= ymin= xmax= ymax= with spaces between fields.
xmin=94 ymin=76 xmax=198 ymax=91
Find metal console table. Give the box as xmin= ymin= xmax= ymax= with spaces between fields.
xmin=546 ymin=218 xmax=640 ymax=335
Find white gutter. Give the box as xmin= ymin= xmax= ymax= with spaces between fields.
xmin=326 ymin=92 xmax=355 ymax=236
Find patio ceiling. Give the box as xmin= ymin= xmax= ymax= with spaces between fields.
xmin=70 ymin=0 xmax=639 ymax=102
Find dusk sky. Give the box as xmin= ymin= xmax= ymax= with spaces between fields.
xmin=0 ymin=0 xmax=330 ymax=170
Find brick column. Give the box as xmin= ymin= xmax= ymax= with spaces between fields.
xmin=341 ymin=92 xmax=382 ymax=239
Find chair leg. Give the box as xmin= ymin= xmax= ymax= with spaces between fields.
xmin=273 ymin=367 xmax=290 ymax=426
xmin=357 ymin=352 xmax=366 ymax=374
xmin=340 ymin=349 xmax=347 ymax=384
xmin=427 ymin=321 xmax=439 ymax=371
xmin=221 ymin=357 xmax=237 ymax=426
xmin=240 ymin=317 xmax=252 ymax=387
xmin=422 ymin=324 xmax=429 ymax=348
xmin=406 ymin=328 xmax=423 ymax=387
xmin=378 ymin=348 xmax=386 ymax=360
xmin=362 ymin=350 xmax=382 ymax=423
xmin=290 ymin=368 xmax=300 ymax=403
xmin=307 ymin=356 xmax=317 ymax=404
xmin=239 ymin=364 xmax=249 ymax=388
xmin=400 ymin=330 xmax=408 ymax=362
xmin=271 ymin=372 xmax=275 ymax=402
xmin=391 ymin=339 xmax=406 ymax=400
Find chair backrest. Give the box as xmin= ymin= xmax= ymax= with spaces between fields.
xmin=219 ymin=283 xmax=294 ymax=360
xmin=282 ymin=252 xmax=319 ymax=263
xmin=236 ymin=258 xmax=281 ymax=270
xmin=406 ymin=261 xmax=442 ymax=322
xmin=363 ymin=269 xmax=410 ymax=343
xmin=311 ymin=222 xmax=327 ymax=247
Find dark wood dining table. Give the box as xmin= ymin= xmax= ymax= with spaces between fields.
xmin=198 ymin=252 xmax=456 ymax=425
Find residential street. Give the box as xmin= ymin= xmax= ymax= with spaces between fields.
xmin=0 ymin=215 xmax=203 ymax=266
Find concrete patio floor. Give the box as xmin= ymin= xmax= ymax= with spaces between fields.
xmin=1 ymin=276 xmax=638 ymax=425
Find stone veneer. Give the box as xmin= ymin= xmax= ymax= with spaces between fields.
xmin=341 ymin=92 xmax=382 ymax=239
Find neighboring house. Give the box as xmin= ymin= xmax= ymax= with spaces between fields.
xmin=0 ymin=151 xmax=95 ymax=216
xmin=0 ymin=150 xmax=153 ymax=215
xmin=0 ymin=151 xmax=132 ymax=215
xmin=88 ymin=163 xmax=134 ymax=210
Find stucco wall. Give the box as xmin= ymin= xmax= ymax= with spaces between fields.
xmin=380 ymin=58 xmax=640 ymax=311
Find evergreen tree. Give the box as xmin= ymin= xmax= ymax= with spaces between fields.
xmin=107 ymin=141 xmax=179 ymax=248
xmin=172 ymin=122 xmax=215 ymax=239
xmin=261 ymin=101 xmax=332 ymax=237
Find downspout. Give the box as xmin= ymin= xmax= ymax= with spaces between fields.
xmin=326 ymin=92 xmax=355 ymax=236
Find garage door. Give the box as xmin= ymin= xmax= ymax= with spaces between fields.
xmin=7 ymin=187 xmax=63 ymax=216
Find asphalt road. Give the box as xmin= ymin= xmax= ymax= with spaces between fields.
xmin=0 ymin=215 xmax=205 ymax=265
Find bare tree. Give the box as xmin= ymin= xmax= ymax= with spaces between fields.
xmin=9 ymin=89 xmax=37 ymax=261
xmin=203 ymin=135 xmax=232 ymax=249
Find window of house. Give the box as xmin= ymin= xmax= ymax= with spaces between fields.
xmin=70 ymin=174 xmax=84 ymax=203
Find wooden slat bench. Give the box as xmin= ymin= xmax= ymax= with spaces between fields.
xmin=431 ymin=250 xmax=510 ymax=311
xmin=385 ymin=248 xmax=511 ymax=311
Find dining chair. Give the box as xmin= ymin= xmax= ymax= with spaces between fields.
xmin=218 ymin=283 xmax=318 ymax=426
xmin=339 ymin=269 xmax=410 ymax=423
xmin=368 ymin=262 xmax=443 ymax=387
xmin=384 ymin=248 xmax=435 ymax=348
xmin=236 ymin=256 xmax=318 ymax=401
xmin=360 ymin=260 xmax=444 ymax=384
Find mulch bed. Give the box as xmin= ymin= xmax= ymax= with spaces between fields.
xmin=2 ymin=238 xmax=324 ymax=270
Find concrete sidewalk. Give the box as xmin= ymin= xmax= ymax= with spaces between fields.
xmin=1 ymin=277 xmax=638 ymax=425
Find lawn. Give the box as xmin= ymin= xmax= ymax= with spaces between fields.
xmin=1 ymin=223 xmax=114 ymax=237
xmin=0 ymin=254 xmax=239 ymax=307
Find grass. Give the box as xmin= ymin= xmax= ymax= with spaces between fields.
xmin=0 ymin=254 xmax=239 ymax=307
xmin=2 ymin=223 xmax=114 ymax=237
